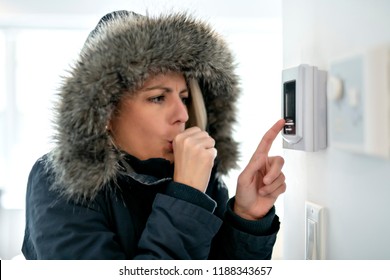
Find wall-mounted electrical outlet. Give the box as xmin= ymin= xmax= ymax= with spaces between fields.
xmin=305 ymin=201 xmax=325 ymax=260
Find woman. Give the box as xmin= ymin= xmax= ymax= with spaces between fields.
xmin=22 ymin=10 xmax=286 ymax=259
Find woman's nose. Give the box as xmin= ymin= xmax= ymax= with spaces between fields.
xmin=171 ymin=97 xmax=189 ymax=124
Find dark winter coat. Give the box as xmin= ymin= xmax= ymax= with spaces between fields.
xmin=22 ymin=11 xmax=280 ymax=259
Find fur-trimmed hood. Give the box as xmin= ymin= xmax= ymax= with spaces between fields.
xmin=49 ymin=11 xmax=240 ymax=201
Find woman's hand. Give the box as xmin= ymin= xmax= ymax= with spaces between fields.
xmin=234 ymin=119 xmax=286 ymax=220
xmin=173 ymin=127 xmax=217 ymax=192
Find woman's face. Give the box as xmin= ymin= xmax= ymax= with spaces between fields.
xmin=109 ymin=72 xmax=189 ymax=162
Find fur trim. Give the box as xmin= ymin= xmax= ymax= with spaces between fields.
xmin=49 ymin=11 xmax=240 ymax=201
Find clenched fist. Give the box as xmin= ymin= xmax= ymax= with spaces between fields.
xmin=172 ymin=127 xmax=217 ymax=192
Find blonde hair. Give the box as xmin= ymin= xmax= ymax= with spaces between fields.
xmin=186 ymin=79 xmax=207 ymax=130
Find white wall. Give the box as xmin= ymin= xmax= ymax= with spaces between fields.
xmin=282 ymin=0 xmax=390 ymax=259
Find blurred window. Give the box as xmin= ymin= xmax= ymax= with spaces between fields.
xmin=0 ymin=28 xmax=88 ymax=209
xmin=0 ymin=31 xmax=6 ymax=191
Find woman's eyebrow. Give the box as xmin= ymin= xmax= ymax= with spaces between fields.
xmin=142 ymin=85 xmax=188 ymax=93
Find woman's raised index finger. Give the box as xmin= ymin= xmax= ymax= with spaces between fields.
xmin=257 ymin=119 xmax=286 ymax=155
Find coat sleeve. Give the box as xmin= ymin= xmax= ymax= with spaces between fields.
xmin=134 ymin=193 xmax=222 ymax=259
xmin=207 ymin=175 xmax=280 ymax=260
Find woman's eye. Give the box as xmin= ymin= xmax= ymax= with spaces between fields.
xmin=149 ymin=95 xmax=165 ymax=103
xmin=181 ymin=96 xmax=189 ymax=105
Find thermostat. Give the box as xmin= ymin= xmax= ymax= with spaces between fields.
xmin=282 ymin=64 xmax=327 ymax=152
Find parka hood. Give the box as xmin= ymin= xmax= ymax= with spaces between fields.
xmin=49 ymin=11 xmax=240 ymax=201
